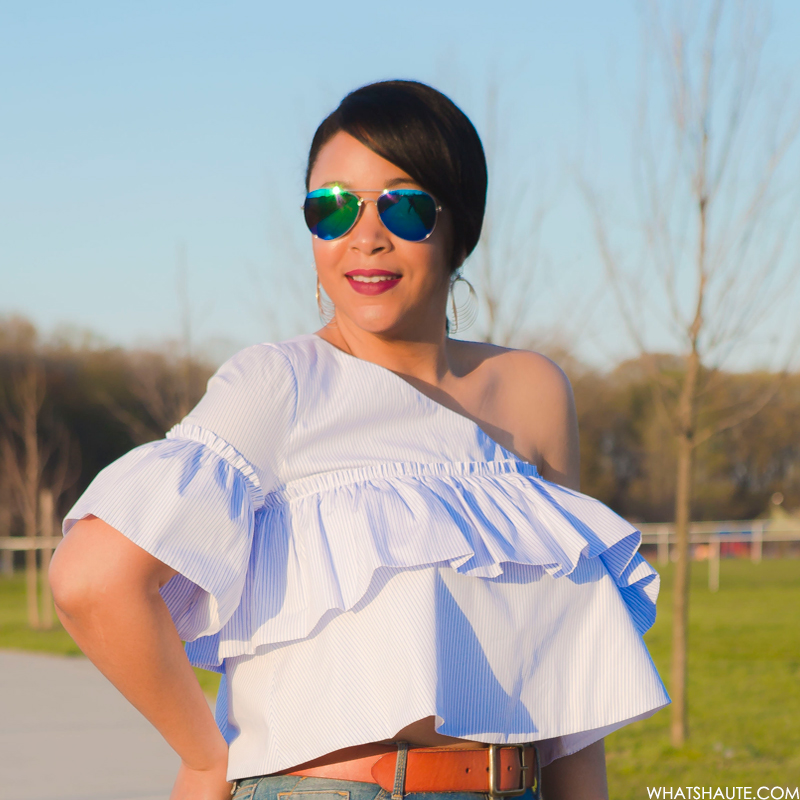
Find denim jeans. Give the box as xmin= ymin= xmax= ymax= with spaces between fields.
xmin=231 ymin=775 xmax=541 ymax=800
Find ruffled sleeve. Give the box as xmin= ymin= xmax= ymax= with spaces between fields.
xmin=62 ymin=344 xmax=297 ymax=641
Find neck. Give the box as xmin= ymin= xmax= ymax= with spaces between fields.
xmin=316 ymin=316 xmax=452 ymax=386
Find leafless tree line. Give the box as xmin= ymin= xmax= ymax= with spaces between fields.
xmin=0 ymin=313 xmax=212 ymax=628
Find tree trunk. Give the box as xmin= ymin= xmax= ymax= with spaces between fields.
xmin=0 ymin=500 xmax=12 ymax=577
xmin=670 ymin=349 xmax=700 ymax=746
xmin=23 ymin=371 xmax=41 ymax=629
xmin=670 ymin=432 xmax=694 ymax=746
xmin=24 ymin=538 xmax=39 ymax=628
xmin=38 ymin=488 xmax=54 ymax=630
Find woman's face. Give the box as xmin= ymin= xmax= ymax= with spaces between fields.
xmin=307 ymin=131 xmax=455 ymax=340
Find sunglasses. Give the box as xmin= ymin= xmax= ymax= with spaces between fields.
xmin=303 ymin=186 xmax=441 ymax=242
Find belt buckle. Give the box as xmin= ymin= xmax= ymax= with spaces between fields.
xmin=488 ymin=744 xmax=530 ymax=798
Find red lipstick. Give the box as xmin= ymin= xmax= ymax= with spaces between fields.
xmin=345 ymin=269 xmax=402 ymax=296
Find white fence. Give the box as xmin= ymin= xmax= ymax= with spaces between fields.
xmin=3 ymin=522 xmax=799 ymax=594
xmin=637 ymin=520 xmax=800 ymax=591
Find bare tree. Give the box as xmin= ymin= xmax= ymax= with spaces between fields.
xmin=0 ymin=363 xmax=80 ymax=628
xmin=1 ymin=365 xmax=45 ymax=628
xmin=38 ymin=488 xmax=55 ymax=629
xmin=0 ymin=472 xmax=12 ymax=577
xmin=582 ymin=0 xmax=800 ymax=745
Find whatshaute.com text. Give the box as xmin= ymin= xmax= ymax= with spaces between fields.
xmin=646 ymin=788 xmax=799 ymax=799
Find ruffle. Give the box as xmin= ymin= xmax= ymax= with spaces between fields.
xmin=185 ymin=460 xmax=659 ymax=670
xmin=63 ymin=429 xmax=259 ymax=642
xmin=167 ymin=422 xmax=264 ymax=507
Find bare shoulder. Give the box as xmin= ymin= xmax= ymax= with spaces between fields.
xmin=495 ymin=346 xmax=573 ymax=403
xmin=450 ymin=339 xmax=574 ymax=412
xmin=450 ymin=340 xmax=579 ymax=489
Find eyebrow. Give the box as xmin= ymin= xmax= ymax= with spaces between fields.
xmin=385 ymin=177 xmax=418 ymax=188
xmin=320 ymin=177 xmax=420 ymax=190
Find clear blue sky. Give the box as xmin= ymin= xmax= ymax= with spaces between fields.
xmin=2 ymin=1 xmax=798 ymax=368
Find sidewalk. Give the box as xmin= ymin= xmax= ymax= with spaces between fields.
xmin=0 ymin=650 xmax=180 ymax=800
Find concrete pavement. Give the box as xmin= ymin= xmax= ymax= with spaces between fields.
xmin=0 ymin=650 xmax=180 ymax=800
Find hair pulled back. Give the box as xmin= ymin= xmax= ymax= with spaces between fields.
xmin=306 ymin=80 xmax=487 ymax=270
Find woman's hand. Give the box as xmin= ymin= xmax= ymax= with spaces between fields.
xmin=170 ymin=759 xmax=234 ymax=800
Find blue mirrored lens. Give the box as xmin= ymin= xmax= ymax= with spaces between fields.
xmin=377 ymin=190 xmax=437 ymax=241
xmin=304 ymin=188 xmax=360 ymax=240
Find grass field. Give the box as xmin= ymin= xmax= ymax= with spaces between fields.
xmin=605 ymin=559 xmax=800 ymax=796
xmin=2 ymin=559 xmax=799 ymax=796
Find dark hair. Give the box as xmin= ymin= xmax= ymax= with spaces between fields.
xmin=306 ymin=80 xmax=487 ymax=270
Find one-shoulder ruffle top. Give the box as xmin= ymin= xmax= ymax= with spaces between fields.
xmin=63 ymin=334 xmax=670 ymax=780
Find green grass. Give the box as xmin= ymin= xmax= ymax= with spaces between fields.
xmin=3 ymin=561 xmax=799 ymax=794
xmin=605 ymin=559 xmax=800 ymax=797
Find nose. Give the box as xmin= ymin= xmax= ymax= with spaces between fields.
xmin=349 ymin=198 xmax=392 ymax=255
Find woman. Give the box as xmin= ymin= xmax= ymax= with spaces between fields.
xmin=50 ymin=80 xmax=669 ymax=800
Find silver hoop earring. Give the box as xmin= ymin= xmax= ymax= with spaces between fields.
xmin=316 ymin=274 xmax=335 ymax=323
xmin=448 ymin=272 xmax=478 ymax=334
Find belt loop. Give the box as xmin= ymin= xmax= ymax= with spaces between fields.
xmin=391 ymin=741 xmax=409 ymax=800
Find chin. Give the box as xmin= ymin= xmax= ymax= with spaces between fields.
xmin=354 ymin=307 xmax=403 ymax=333
xmin=337 ymin=296 xmax=443 ymax=340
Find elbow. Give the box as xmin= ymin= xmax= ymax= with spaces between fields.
xmin=49 ymin=536 xmax=97 ymax=620
xmin=50 ymin=516 xmax=173 ymax=620
xmin=49 ymin=517 xmax=125 ymax=619
xmin=50 ymin=540 xmax=134 ymax=622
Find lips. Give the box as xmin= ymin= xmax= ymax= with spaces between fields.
xmin=345 ymin=269 xmax=402 ymax=296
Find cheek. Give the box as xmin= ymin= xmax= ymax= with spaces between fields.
xmin=411 ymin=214 xmax=455 ymax=283
xmin=311 ymin=239 xmax=329 ymax=267
xmin=413 ymin=240 xmax=452 ymax=291
xmin=312 ymin=239 xmax=345 ymax=276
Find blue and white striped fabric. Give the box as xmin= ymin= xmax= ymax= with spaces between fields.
xmin=64 ymin=333 xmax=670 ymax=780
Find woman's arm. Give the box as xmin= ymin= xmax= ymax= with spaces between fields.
xmin=49 ymin=515 xmax=233 ymax=800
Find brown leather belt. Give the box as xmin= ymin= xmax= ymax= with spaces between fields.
xmin=286 ymin=743 xmax=539 ymax=797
